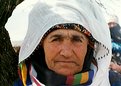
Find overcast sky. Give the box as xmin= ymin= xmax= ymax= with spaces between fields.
xmin=5 ymin=0 xmax=121 ymax=43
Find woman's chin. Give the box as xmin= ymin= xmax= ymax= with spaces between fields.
xmin=55 ymin=69 xmax=77 ymax=76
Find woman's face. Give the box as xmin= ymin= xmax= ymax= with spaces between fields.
xmin=43 ymin=29 xmax=88 ymax=76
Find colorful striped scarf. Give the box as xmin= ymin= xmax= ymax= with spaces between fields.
xmin=18 ymin=62 xmax=95 ymax=86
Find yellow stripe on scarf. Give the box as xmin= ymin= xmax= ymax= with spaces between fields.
xmin=80 ymin=72 xmax=88 ymax=84
xmin=21 ymin=63 xmax=27 ymax=86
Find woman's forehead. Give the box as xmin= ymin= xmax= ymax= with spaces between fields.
xmin=44 ymin=23 xmax=88 ymax=38
xmin=45 ymin=29 xmax=88 ymax=41
xmin=47 ymin=29 xmax=86 ymax=37
xmin=40 ymin=23 xmax=95 ymax=45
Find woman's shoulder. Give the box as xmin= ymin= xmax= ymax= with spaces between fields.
xmin=109 ymin=70 xmax=121 ymax=86
xmin=13 ymin=77 xmax=32 ymax=86
xmin=13 ymin=78 xmax=23 ymax=86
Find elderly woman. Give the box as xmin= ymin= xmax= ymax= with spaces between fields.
xmin=13 ymin=0 xmax=115 ymax=86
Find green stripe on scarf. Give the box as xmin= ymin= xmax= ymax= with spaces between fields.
xmin=73 ymin=73 xmax=82 ymax=85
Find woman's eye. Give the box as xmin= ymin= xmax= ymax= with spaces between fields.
xmin=72 ymin=38 xmax=82 ymax=42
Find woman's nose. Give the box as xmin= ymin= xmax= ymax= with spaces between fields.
xmin=59 ymin=41 xmax=73 ymax=58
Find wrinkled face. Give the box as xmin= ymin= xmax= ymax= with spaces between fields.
xmin=43 ymin=29 xmax=88 ymax=76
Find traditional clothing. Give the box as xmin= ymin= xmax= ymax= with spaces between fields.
xmin=12 ymin=0 xmax=112 ymax=86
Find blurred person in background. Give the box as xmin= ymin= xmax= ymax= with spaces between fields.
xmin=107 ymin=15 xmax=121 ymax=86
xmin=108 ymin=15 xmax=121 ymax=73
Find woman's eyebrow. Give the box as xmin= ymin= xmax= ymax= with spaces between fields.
xmin=72 ymin=34 xmax=85 ymax=40
xmin=49 ymin=34 xmax=62 ymax=39
xmin=49 ymin=33 xmax=85 ymax=40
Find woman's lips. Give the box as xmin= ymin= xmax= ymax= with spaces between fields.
xmin=55 ymin=61 xmax=79 ymax=66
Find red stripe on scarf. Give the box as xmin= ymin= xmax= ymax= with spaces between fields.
xmin=66 ymin=75 xmax=74 ymax=85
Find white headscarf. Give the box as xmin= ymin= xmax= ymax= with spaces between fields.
xmin=107 ymin=14 xmax=119 ymax=24
xmin=8 ymin=0 xmax=112 ymax=85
